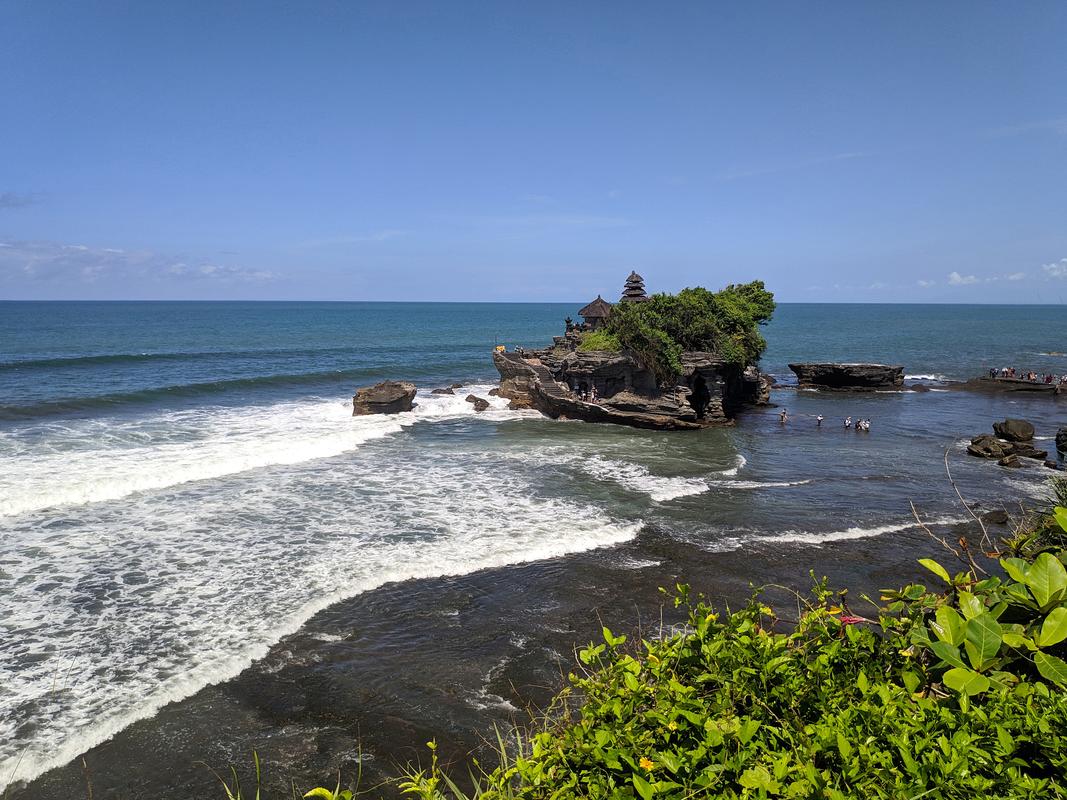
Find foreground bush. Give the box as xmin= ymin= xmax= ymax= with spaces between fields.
xmin=394 ymin=508 xmax=1067 ymax=800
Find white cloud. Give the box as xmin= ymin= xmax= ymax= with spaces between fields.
xmin=0 ymin=240 xmax=278 ymax=285
xmin=1005 ymin=272 xmax=1026 ymax=281
xmin=948 ymin=271 xmax=978 ymax=285
xmin=917 ymin=279 xmax=935 ymax=288
xmin=1044 ymin=258 xmax=1067 ymax=278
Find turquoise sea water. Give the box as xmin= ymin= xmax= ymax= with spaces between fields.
xmin=0 ymin=301 xmax=1064 ymax=794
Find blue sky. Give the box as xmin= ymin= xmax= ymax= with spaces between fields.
xmin=2 ymin=1 xmax=1066 ymax=302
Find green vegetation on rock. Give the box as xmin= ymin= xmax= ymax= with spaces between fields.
xmin=597 ymin=282 xmax=775 ymax=385
xmin=577 ymin=330 xmax=622 ymax=353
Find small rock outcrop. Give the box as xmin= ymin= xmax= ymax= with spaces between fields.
xmin=968 ymin=434 xmax=1012 ymax=460
xmin=1057 ymin=427 xmax=1067 ymax=457
xmin=431 ymin=387 xmax=455 ymax=395
xmin=352 ymin=381 xmax=417 ymax=416
xmin=788 ymin=363 xmax=904 ymax=391
xmin=992 ymin=419 xmax=1035 ymax=442
xmin=982 ymin=509 xmax=1010 ymax=525
xmin=998 ymin=454 xmax=1022 ymax=468
xmin=465 ymin=394 xmax=490 ymax=412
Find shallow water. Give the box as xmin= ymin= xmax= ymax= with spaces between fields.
xmin=0 ymin=301 xmax=1063 ymax=794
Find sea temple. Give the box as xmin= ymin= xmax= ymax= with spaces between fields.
xmin=493 ymin=273 xmax=770 ymax=430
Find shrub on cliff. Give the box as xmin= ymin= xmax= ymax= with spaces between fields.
xmin=601 ymin=281 xmax=775 ymax=384
xmin=393 ymin=505 xmax=1067 ymax=800
xmin=577 ymin=330 xmax=622 ymax=353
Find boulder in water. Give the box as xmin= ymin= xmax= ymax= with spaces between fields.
xmin=992 ymin=418 xmax=1035 ymax=442
xmin=1010 ymin=443 xmax=1048 ymax=461
xmin=1045 ymin=460 xmax=1061 ymax=471
xmin=982 ymin=509 xmax=1010 ymax=525
xmin=488 ymin=387 xmax=500 ymax=397
xmin=431 ymin=387 xmax=455 ymax=395
xmin=1057 ymin=427 xmax=1067 ymax=456
xmin=967 ymin=434 xmax=1011 ymax=459
xmin=352 ymin=380 xmax=417 ymax=415
xmin=997 ymin=454 xmax=1022 ymax=468
xmin=465 ymin=394 xmax=490 ymax=412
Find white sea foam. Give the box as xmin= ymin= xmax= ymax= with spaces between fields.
xmin=501 ymin=447 xmax=710 ymax=502
xmin=906 ymin=374 xmax=950 ymax=382
xmin=706 ymin=479 xmax=812 ymax=490
xmin=769 ymin=516 xmax=966 ymax=545
xmin=717 ymin=454 xmax=747 ymax=477
xmin=0 ymin=386 xmax=522 ymax=518
xmin=0 ymin=392 xmax=636 ymax=792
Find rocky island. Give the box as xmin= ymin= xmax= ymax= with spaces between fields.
xmin=493 ymin=273 xmax=774 ymax=429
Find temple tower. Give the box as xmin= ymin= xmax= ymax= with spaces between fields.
xmin=620 ymin=271 xmax=648 ymax=302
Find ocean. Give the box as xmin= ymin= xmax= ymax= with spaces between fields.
xmin=1 ymin=301 xmax=1064 ymax=797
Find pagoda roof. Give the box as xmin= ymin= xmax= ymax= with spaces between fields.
xmin=625 ymin=271 xmax=644 ymax=283
xmin=578 ymin=295 xmax=613 ymax=318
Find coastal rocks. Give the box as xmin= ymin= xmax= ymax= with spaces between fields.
xmin=487 ymin=388 xmax=500 ymax=397
xmin=1046 ymin=460 xmax=1061 ymax=471
xmin=998 ymin=455 xmax=1022 ymax=468
xmin=982 ymin=509 xmax=1010 ymax=525
xmin=352 ymin=380 xmax=417 ymax=415
xmin=788 ymin=363 xmax=904 ymax=391
xmin=465 ymin=394 xmax=490 ymax=412
xmin=992 ymin=418 xmax=1034 ymax=442
xmin=431 ymin=387 xmax=455 ymax=395
xmin=968 ymin=434 xmax=1012 ymax=460
xmin=1057 ymin=427 xmax=1067 ymax=457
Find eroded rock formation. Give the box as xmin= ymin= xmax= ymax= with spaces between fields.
xmin=788 ymin=363 xmax=904 ymax=391
xmin=352 ymin=380 xmax=417 ymax=415
xmin=492 ymin=333 xmax=769 ymax=430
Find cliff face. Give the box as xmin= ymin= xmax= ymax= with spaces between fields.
xmin=493 ymin=338 xmax=769 ymax=430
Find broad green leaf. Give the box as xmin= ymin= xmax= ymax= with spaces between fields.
xmin=739 ymin=765 xmax=778 ymax=792
xmin=1038 ymin=607 xmax=1067 ymax=647
xmin=738 ymin=718 xmax=761 ymax=744
xmin=304 ymin=790 xmax=336 ymax=800
xmin=958 ymin=591 xmax=985 ymax=620
xmin=919 ymin=558 xmax=951 ymax=584
xmin=1054 ymin=506 xmax=1067 ymax=534
xmin=1001 ymin=631 xmax=1035 ymax=650
xmin=943 ymin=667 xmax=990 ymax=695
xmin=929 ymin=640 xmax=967 ymax=669
xmin=933 ymin=606 xmax=966 ymax=646
xmin=632 ymin=773 xmax=654 ymax=800
xmin=964 ymin=612 xmax=1002 ymax=669
xmin=1035 ymin=652 xmax=1067 ymax=685
xmin=1000 ymin=557 xmax=1030 ymax=585
xmin=1027 ymin=553 xmax=1067 ymax=610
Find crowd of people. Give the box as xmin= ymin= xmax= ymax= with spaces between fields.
xmin=778 ymin=409 xmax=871 ymax=431
xmin=989 ymin=366 xmax=1067 ymax=385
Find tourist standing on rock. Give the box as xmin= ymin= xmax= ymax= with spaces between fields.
xmin=816 ymin=414 xmax=823 ymax=427
xmin=844 ymin=416 xmax=852 ymax=429
xmin=779 ymin=409 xmax=788 ymax=424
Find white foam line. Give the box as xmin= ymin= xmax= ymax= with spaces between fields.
xmin=769 ymin=516 xmax=966 ymax=545
xmin=707 ymin=479 xmax=812 ymax=490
